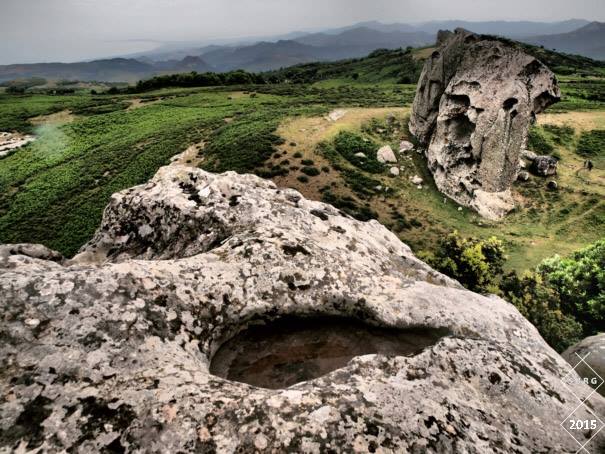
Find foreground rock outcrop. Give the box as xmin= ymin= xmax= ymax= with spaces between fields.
xmin=410 ymin=29 xmax=560 ymax=219
xmin=563 ymin=334 xmax=605 ymax=397
xmin=1 ymin=165 xmax=604 ymax=453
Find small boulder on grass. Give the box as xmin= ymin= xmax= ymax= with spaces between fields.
xmin=531 ymin=156 xmax=558 ymax=177
xmin=377 ymin=145 xmax=397 ymax=163
xmin=399 ymin=141 xmax=414 ymax=153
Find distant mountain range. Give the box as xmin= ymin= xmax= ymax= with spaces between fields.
xmin=523 ymin=22 xmax=605 ymax=61
xmin=0 ymin=19 xmax=602 ymax=83
xmin=0 ymin=56 xmax=212 ymax=84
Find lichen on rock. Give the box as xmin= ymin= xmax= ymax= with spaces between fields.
xmin=410 ymin=29 xmax=561 ymax=220
xmin=1 ymin=165 xmax=603 ymax=453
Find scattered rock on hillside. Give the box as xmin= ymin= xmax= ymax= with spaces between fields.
xmin=548 ymin=180 xmax=559 ymax=190
xmin=531 ymin=155 xmax=558 ymax=176
xmin=517 ymin=170 xmax=530 ymax=182
xmin=376 ymin=145 xmax=397 ymax=163
xmin=326 ymin=109 xmax=347 ymax=122
xmin=411 ymin=175 xmax=423 ymax=185
xmin=409 ymin=28 xmax=560 ymax=220
xmin=399 ymin=140 xmax=414 ymax=153
xmin=0 ymin=243 xmax=64 ymax=263
xmin=521 ymin=149 xmax=538 ymax=162
xmin=0 ymin=132 xmax=36 ymax=158
xmin=562 ymin=334 xmax=605 ymax=397
xmin=389 ymin=166 xmax=400 ymax=176
xmin=1 ymin=165 xmax=603 ymax=453
xmin=354 ymin=152 xmax=367 ymax=159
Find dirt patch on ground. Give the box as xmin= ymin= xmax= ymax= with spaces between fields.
xmin=170 ymin=141 xmax=206 ymax=167
xmin=127 ymin=98 xmax=162 ymax=111
xmin=538 ymin=111 xmax=605 ymax=131
xmin=30 ymin=110 xmax=75 ymax=126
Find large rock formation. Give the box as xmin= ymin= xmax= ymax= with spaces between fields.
xmin=410 ymin=29 xmax=560 ymax=220
xmin=1 ymin=165 xmax=604 ymax=453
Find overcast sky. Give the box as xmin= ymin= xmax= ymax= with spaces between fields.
xmin=1 ymin=0 xmax=604 ymax=64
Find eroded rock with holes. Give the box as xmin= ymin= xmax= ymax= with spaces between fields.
xmin=410 ymin=29 xmax=560 ymax=220
xmin=1 ymin=165 xmax=604 ymax=453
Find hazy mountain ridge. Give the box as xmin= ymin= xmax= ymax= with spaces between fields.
xmin=522 ymin=21 xmax=605 ymax=60
xmin=0 ymin=56 xmax=213 ymax=83
xmin=0 ymin=19 xmax=601 ymax=83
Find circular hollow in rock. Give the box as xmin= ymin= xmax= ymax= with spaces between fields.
xmin=210 ymin=316 xmax=448 ymax=389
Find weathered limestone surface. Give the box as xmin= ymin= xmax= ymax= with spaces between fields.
xmin=410 ymin=29 xmax=560 ymax=220
xmin=563 ymin=334 xmax=605 ymax=397
xmin=1 ymin=165 xmax=603 ymax=453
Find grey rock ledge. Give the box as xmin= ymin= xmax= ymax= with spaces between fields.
xmin=1 ymin=165 xmax=603 ymax=453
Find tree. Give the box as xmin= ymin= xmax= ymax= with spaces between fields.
xmin=6 ymin=86 xmax=25 ymax=94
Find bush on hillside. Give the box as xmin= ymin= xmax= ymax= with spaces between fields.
xmin=527 ymin=127 xmax=554 ymax=154
xmin=301 ymin=166 xmax=320 ymax=177
xmin=576 ymin=130 xmax=605 ymax=157
xmin=538 ymin=239 xmax=605 ymax=337
xmin=500 ymin=271 xmax=583 ymax=352
xmin=134 ymin=70 xmax=265 ymax=92
xmin=423 ymin=232 xmax=506 ymax=294
xmin=423 ymin=233 xmax=603 ymax=352
xmin=331 ymin=131 xmax=383 ymax=173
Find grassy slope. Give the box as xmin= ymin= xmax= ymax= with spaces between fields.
xmin=0 ymin=85 xmax=412 ymax=256
xmin=265 ymin=48 xmax=424 ymax=85
xmin=259 ymin=107 xmax=604 ymax=271
xmin=0 ymin=44 xmax=603 ymax=269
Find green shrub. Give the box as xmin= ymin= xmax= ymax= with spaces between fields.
xmin=321 ymin=190 xmax=378 ymax=222
xmin=527 ymin=127 xmax=554 ymax=154
xmin=500 ymin=271 xmax=583 ymax=352
xmin=301 ymin=166 xmax=320 ymax=176
xmin=576 ymin=130 xmax=605 ymax=157
xmin=538 ymin=239 xmax=605 ymax=337
xmin=297 ymin=175 xmax=309 ymax=183
xmin=542 ymin=124 xmax=575 ymax=146
xmin=332 ymin=131 xmax=384 ymax=173
xmin=425 ymin=232 xmax=506 ymax=294
xmin=301 ymin=159 xmax=314 ymax=165
xmin=341 ymin=169 xmax=382 ymax=198
xmin=293 ymin=152 xmax=303 ymax=158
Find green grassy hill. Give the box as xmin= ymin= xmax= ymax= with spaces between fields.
xmin=264 ymin=47 xmax=426 ymax=85
xmin=0 ymin=42 xmax=603 ymax=271
xmin=265 ymin=40 xmax=605 ymax=86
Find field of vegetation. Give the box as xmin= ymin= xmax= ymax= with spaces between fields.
xmin=1 ymin=42 xmax=603 ymax=351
